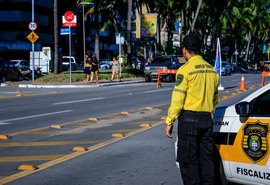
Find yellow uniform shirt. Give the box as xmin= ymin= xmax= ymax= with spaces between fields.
xmin=166 ymin=55 xmax=219 ymax=126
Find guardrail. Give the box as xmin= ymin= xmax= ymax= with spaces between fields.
xmin=262 ymin=71 xmax=270 ymax=86
xmin=157 ymin=69 xmax=177 ymax=88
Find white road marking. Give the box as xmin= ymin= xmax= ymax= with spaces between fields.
xmin=0 ymin=110 xmax=73 ymax=125
xmin=52 ymin=97 xmax=105 ymax=105
xmin=1 ymin=92 xmax=17 ymax=94
xmin=144 ymin=88 xmax=172 ymax=93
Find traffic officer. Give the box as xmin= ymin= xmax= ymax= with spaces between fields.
xmin=165 ymin=34 xmax=219 ymax=185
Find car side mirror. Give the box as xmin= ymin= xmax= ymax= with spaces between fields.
xmin=235 ymin=102 xmax=250 ymax=116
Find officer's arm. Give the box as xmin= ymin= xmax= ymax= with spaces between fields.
xmin=212 ymin=75 xmax=220 ymax=116
xmin=166 ymin=73 xmax=187 ymax=126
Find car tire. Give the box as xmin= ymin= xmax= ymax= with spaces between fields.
xmin=166 ymin=75 xmax=174 ymax=82
xmin=145 ymin=75 xmax=151 ymax=82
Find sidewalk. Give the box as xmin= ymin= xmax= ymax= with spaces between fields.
xmin=1 ymin=78 xmax=145 ymax=88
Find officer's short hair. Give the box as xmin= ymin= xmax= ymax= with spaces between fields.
xmin=182 ymin=34 xmax=201 ymax=52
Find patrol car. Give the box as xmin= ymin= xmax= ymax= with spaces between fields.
xmin=213 ymin=83 xmax=270 ymax=184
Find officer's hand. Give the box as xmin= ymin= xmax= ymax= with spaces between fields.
xmin=166 ymin=125 xmax=173 ymax=138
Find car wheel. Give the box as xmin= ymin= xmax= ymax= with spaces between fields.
xmin=145 ymin=75 xmax=151 ymax=82
xmin=166 ymin=75 xmax=174 ymax=82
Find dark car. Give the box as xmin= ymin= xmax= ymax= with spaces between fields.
xmin=144 ymin=55 xmax=183 ymax=82
xmin=10 ymin=59 xmax=30 ymax=71
xmin=0 ymin=60 xmax=22 ymax=82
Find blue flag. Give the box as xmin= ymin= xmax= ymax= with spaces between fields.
xmin=214 ymin=38 xmax=222 ymax=75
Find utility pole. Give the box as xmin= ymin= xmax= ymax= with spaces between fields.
xmin=53 ymin=0 xmax=59 ymax=73
xmin=126 ymin=0 xmax=132 ymax=66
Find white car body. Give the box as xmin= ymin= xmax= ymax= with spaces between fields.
xmin=213 ymin=84 xmax=270 ymax=184
xmin=62 ymin=56 xmax=83 ymax=71
xmin=175 ymin=84 xmax=270 ymax=184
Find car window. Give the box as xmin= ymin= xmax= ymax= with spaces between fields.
xmin=250 ymin=90 xmax=270 ymax=116
xmin=173 ymin=57 xmax=178 ymax=63
xmin=62 ymin=58 xmax=75 ymax=63
xmin=152 ymin=57 xmax=171 ymax=64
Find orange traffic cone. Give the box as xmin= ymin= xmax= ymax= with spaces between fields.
xmin=239 ymin=75 xmax=246 ymax=91
xmin=157 ymin=77 xmax=161 ymax=88
xmin=157 ymin=73 xmax=162 ymax=88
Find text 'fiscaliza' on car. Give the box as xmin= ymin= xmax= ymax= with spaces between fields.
xmin=214 ymin=84 xmax=270 ymax=184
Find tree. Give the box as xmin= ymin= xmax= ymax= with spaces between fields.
xmin=53 ymin=0 xmax=59 ymax=73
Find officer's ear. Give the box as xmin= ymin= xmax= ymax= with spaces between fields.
xmin=182 ymin=47 xmax=187 ymax=56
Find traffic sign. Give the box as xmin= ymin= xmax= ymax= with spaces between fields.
xmin=27 ymin=31 xmax=39 ymax=43
xmin=60 ymin=28 xmax=76 ymax=35
xmin=62 ymin=11 xmax=77 ymax=27
xmin=64 ymin=11 xmax=74 ymax=22
xmin=28 ymin=21 xmax=37 ymax=31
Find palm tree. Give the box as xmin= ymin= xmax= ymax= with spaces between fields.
xmin=93 ymin=1 xmax=98 ymax=60
xmin=53 ymin=0 xmax=59 ymax=73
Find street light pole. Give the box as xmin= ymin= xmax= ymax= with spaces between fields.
xmin=79 ymin=1 xmax=94 ymax=62
xmin=82 ymin=2 xmax=85 ymax=61
xmin=31 ymin=0 xmax=35 ymax=81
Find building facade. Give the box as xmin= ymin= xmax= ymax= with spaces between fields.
xmin=0 ymin=0 xmax=54 ymax=60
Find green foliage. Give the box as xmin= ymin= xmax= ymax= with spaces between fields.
xmin=34 ymin=69 xmax=144 ymax=84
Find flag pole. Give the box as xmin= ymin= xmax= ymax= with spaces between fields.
xmin=215 ymin=38 xmax=224 ymax=91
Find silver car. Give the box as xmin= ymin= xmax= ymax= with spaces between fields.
xmin=221 ymin=61 xmax=232 ymax=76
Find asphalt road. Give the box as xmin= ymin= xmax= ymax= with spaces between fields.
xmin=0 ymin=72 xmax=268 ymax=185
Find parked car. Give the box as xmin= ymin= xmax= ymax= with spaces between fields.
xmin=0 ymin=60 xmax=22 ymax=82
xmin=62 ymin=56 xmax=83 ymax=71
xmin=221 ymin=61 xmax=232 ymax=76
xmin=10 ymin=59 xmax=30 ymax=71
xmin=175 ymin=83 xmax=270 ymax=184
xmin=144 ymin=55 xmax=183 ymax=82
xmin=99 ymin=59 xmax=112 ymax=70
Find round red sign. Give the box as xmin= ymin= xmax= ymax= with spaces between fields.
xmin=64 ymin=11 xmax=75 ymax=22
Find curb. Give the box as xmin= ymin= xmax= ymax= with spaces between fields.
xmin=1 ymin=79 xmax=144 ymax=88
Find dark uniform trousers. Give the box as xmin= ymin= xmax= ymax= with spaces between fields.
xmin=177 ymin=110 xmax=214 ymax=185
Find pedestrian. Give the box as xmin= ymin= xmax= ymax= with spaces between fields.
xmin=83 ymin=54 xmax=91 ymax=82
xmin=90 ymin=54 xmax=99 ymax=83
xmin=111 ymin=56 xmax=120 ymax=81
xmin=165 ymin=34 xmax=219 ymax=185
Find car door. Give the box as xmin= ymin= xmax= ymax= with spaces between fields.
xmin=228 ymin=90 xmax=270 ymax=184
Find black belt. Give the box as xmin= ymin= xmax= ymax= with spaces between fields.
xmin=182 ymin=109 xmax=211 ymax=115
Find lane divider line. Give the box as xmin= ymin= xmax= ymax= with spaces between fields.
xmin=0 ymin=155 xmax=65 ymax=162
xmin=52 ymin=97 xmax=104 ymax=105
xmin=0 ymin=121 xmax=164 ymax=184
xmin=0 ymin=140 xmax=102 ymax=147
xmin=0 ymin=110 xmax=73 ymax=124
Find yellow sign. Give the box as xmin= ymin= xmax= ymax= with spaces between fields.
xmin=141 ymin=13 xmax=157 ymax=41
xmin=27 ymin=31 xmax=39 ymax=43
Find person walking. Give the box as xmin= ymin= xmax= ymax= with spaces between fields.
xmin=165 ymin=34 xmax=219 ymax=185
xmin=90 ymin=54 xmax=99 ymax=84
xmin=111 ymin=56 xmax=120 ymax=81
xmin=83 ymin=54 xmax=91 ymax=82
